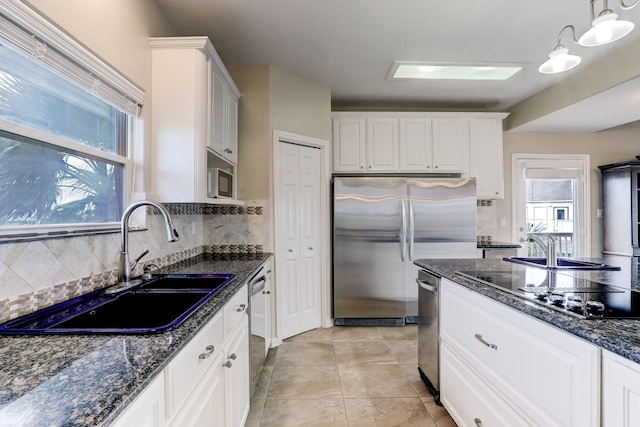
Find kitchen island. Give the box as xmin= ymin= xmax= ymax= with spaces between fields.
xmin=415 ymin=256 xmax=640 ymax=427
xmin=0 ymin=253 xmax=271 ymax=427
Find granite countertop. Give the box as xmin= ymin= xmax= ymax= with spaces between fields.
xmin=477 ymin=240 xmax=522 ymax=249
xmin=0 ymin=253 xmax=272 ymax=427
xmin=414 ymin=256 xmax=640 ymax=364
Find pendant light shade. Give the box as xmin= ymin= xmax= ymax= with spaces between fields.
xmin=579 ymin=11 xmax=634 ymax=46
xmin=539 ymin=46 xmax=582 ymax=74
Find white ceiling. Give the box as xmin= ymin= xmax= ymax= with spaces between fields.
xmin=155 ymin=0 xmax=640 ymax=131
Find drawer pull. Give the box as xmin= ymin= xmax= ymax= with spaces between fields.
xmin=199 ymin=345 xmax=215 ymax=359
xmin=228 ymin=353 xmax=237 ymax=360
xmin=223 ymin=361 xmax=233 ymax=368
xmin=474 ymin=334 xmax=498 ymax=350
xmin=236 ymin=304 xmax=246 ymax=312
xmin=474 ymin=418 xmax=483 ymax=426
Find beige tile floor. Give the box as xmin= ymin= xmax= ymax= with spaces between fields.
xmin=246 ymin=325 xmax=458 ymax=427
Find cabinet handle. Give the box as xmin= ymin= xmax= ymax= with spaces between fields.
xmin=228 ymin=353 xmax=237 ymax=360
xmin=199 ymin=345 xmax=215 ymax=359
xmin=435 ymin=165 xmax=439 ymax=169
xmin=474 ymin=333 xmax=498 ymax=350
xmin=308 ymin=247 xmax=313 ymax=250
xmin=263 ymin=290 xmax=271 ymax=295
xmin=236 ymin=303 xmax=246 ymax=312
xmin=223 ymin=361 xmax=233 ymax=368
xmin=224 ymin=148 xmax=233 ymax=154
xmin=288 ymin=249 xmax=293 ymax=253
xmin=474 ymin=418 xmax=483 ymax=426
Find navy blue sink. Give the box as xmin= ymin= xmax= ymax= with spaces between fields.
xmin=0 ymin=274 xmax=235 ymax=334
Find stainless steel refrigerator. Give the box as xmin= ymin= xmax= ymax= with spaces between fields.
xmin=332 ymin=176 xmax=476 ymax=324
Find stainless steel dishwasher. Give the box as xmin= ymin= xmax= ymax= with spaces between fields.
xmin=416 ymin=268 xmax=442 ymax=405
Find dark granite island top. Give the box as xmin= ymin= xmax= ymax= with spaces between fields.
xmin=0 ymin=253 xmax=272 ymax=427
xmin=414 ymin=256 xmax=640 ymax=364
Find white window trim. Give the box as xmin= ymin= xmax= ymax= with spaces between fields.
xmin=0 ymin=0 xmax=144 ymax=115
xmin=511 ymin=153 xmax=591 ymax=257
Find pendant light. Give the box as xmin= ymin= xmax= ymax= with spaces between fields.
xmin=579 ymin=0 xmax=634 ymax=46
xmin=539 ymin=25 xmax=582 ymax=74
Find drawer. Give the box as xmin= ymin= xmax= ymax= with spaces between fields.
xmin=441 ymin=343 xmax=532 ymax=427
xmin=223 ymin=284 xmax=248 ymax=338
xmin=440 ymin=278 xmax=599 ymax=427
xmin=165 ymin=310 xmax=224 ymax=420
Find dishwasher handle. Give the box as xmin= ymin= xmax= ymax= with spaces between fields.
xmin=416 ymin=278 xmax=437 ymax=293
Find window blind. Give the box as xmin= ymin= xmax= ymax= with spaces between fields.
xmin=0 ymin=0 xmax=144 ymax=116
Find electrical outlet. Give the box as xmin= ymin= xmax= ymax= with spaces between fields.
xmin=597 ymin=208 xmax=603 ymax=218
xmin=499 ymin=218 xmax=506 ymax=227
xmin=191 ymin=222 xmax=197 ymax=235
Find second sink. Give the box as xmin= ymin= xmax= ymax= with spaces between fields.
xmin=503 ymin=257 xmax=621 ymax=271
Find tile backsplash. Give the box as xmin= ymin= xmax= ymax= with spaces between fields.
xmin=0 ymin=201 xmax=268 ymax=322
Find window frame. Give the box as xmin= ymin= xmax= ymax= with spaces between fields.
xmin=0 ymin=0 xmax=143 ymax=239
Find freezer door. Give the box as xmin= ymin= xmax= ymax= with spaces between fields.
xmin=333 ymin=177 xmax=407 ymax=319
xmin=406 ymin=178 xmax=477 ymax=316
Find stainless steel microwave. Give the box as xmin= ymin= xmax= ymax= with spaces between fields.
xmin=208 ymin=168 xmax=233 ymax=198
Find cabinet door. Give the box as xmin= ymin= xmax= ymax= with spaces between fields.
xmin=210 ymin=68 xmax=227 ymax=156
xmin=366 ymin=118 xmax=398 ymax=171
xmin=432 ymin=118 xmax=469 ymax=172
xmin=111 ymin=374 xmax=165 ymax=427
xmin=399 ymin=118 xmax=433 ymax=171
xmin=603 ymin=350 xmax=640 ymax=427
xmin=168 ymin=352 xmax=226 ymax=427
xmin=226 ymin=93 xmax=238 ymax=165
xmin=224 ymin=317 xmax=250 ymax=427
xmin=441 ymin=343 xmax=532 ymax=427
xmin=441 ymin=278 xmax=599 ymax=427
xmin=469 ymin=118 xmax=504 ymax=199
xmin=333 ymin=118 xmax=366 ymax=172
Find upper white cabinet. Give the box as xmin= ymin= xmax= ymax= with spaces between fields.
xmin=469 ymin=116 xmax=507 ymax=199
xmin=150 ymin=36 xmax=240 ymax=203
xmin=332 ymin=112 xmax=508 ymax=199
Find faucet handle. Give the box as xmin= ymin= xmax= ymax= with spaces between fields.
xmin=130 ymin=248 xmax=150 ymax=271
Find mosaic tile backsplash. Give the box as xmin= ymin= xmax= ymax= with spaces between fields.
xmin=0 ymin=200 xmax=269 ymax=323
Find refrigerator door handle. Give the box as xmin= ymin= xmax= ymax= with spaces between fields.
xmin=400 ymin=198 xmax=407 ymax=262
xmin=409 ymin=197 xmax=415 ymax=261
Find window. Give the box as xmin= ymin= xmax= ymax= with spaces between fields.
xmin=0 ymin=0 xmax=144 ymax=237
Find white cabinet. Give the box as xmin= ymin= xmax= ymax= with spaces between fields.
xmin=150 ymin=36 xmax=240 ymax=203
xmin=223 ymin=316 xmax=250 ymax=427
xmin=431 ymin=118 xmax=469 ymax=172
xmin=333 ymin=113 xmax=506 ymax=185
xmin=469 ymin=116 xmax=507 ymax=199
xmin=441 ymin=343 xmax=532 ymax=427
xmin=333 ymin=117 xmax=398 ymax=172
xmin=165 ymin=284 xmax=249 ymax=427
xmin=440 ymin=278 xmax=600 ymax=427
xmin=602 ymin=349 xmax=640 ymax=427
xmin=110 ymin=374 xmax=165 ymax=427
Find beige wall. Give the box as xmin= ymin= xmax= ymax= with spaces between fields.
xmin=25 ymin=0 xmax=177 ymax=195
xmin=494 ymin=121 xmax=640 ymax=255
xmin=228 ymin=65 xmax=271 ymax=201
xmin=230 ymin=65 xmax=331 ymax=201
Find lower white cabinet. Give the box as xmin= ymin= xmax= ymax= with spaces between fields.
xmin=109 ymin=284 xmax=249 ymax=427
xmin=441 ymin=343 xmax=532 ymax=427
xmin=440 ymin=278 xmax=600 ymax=427
xmin=602 ymin=349 xmax=640 ymax=427
xmin=110 ymin=374 xmax=166 ymax=427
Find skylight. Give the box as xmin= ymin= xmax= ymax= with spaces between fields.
xmin=389 ymin=62 xmax=522 ymax=81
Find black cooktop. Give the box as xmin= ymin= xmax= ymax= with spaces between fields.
xmin=456 ymin=269 xmax=640 ymax=319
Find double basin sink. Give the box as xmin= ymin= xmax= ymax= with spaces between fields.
xmin=503 ymin=257 xmax=621 ymax=271
xmin=0 ymin=274 xmax=235 ymax=334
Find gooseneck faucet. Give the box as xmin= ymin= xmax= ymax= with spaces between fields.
xmin=118 ymin=200 xmax=179 ymax=284
xmin=528 ymin=234 xmax=557 ymax=268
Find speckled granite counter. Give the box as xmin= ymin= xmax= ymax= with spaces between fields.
xmin=414 ymin=256 xmax=640 ymax=364
xmin=0 ymin=253 xmax=272 ymax=427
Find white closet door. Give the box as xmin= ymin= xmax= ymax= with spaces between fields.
xmin=277 ymin=142 xmax=322 ymax=339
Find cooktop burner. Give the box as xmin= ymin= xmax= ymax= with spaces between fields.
xmin=456 ymin=270 xmax=640 ymax=319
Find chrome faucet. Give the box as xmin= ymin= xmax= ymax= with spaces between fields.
xmin=117 ymin=200 xmax=179 ymax=284
xmin=528 ymin=234 xmax=557 ymax=268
